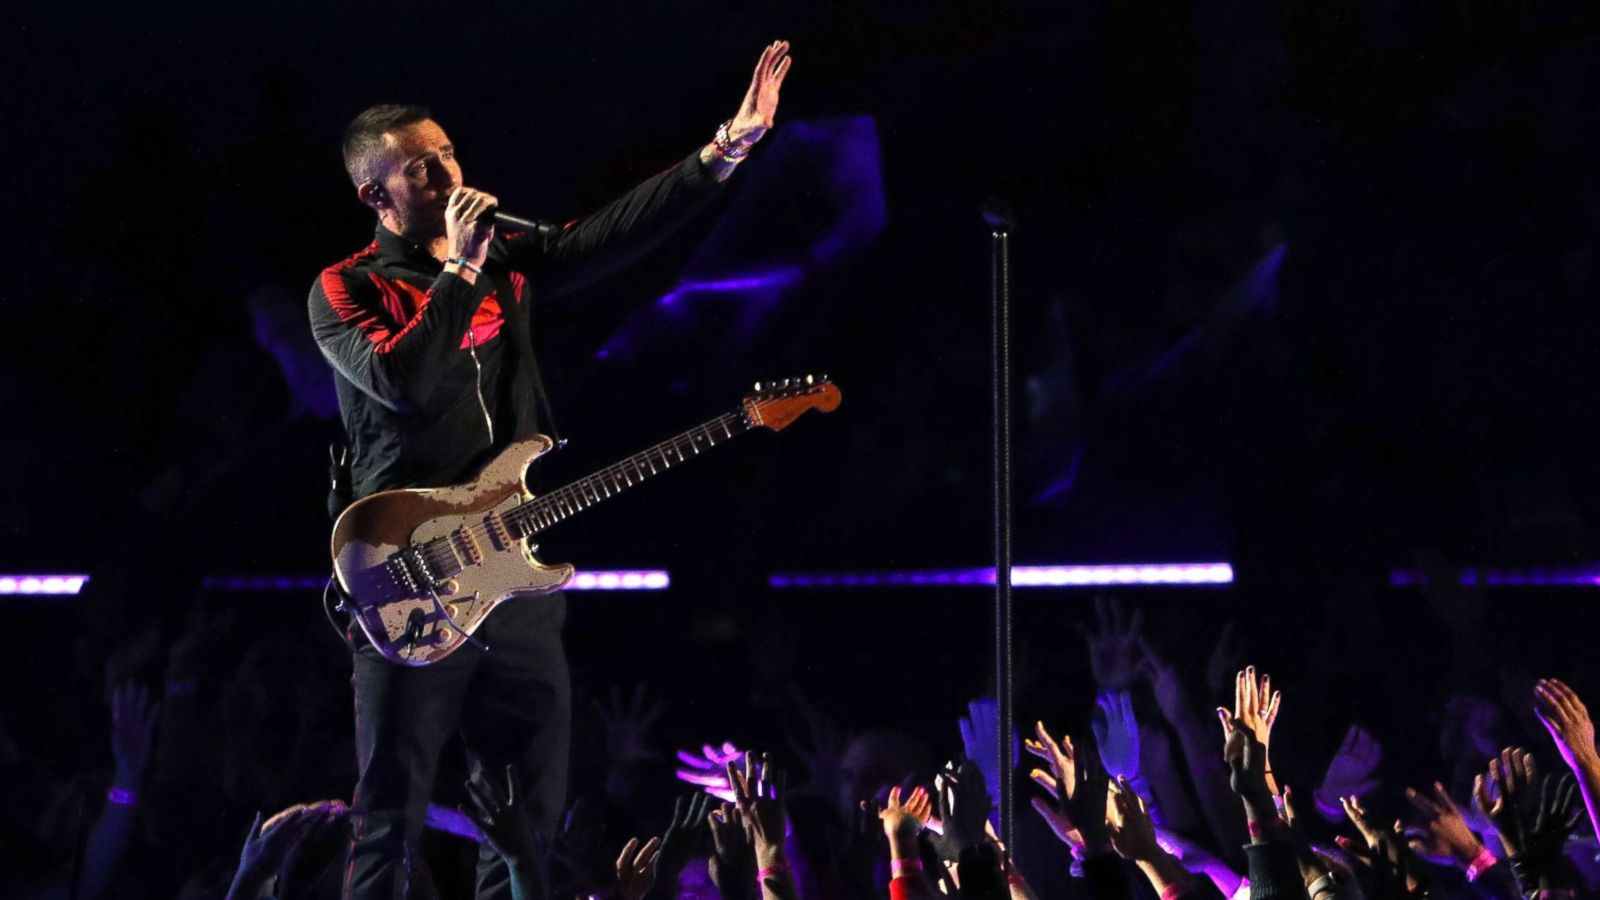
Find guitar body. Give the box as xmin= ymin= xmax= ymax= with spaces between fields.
xmin=331 ymin=435 xmax=574 ymax=666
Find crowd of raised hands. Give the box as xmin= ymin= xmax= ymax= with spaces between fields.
xmin=19 ymin=595 xmax=1600 ymax=900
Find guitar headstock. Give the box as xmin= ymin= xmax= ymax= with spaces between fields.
xmin=742 ymin=374 xmax=842 ymax=431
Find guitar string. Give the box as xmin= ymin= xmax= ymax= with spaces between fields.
xmin=396 ymin=413 xmax=749 ymax=579
xmin=406 ymin=385 xmax=825 ymax=575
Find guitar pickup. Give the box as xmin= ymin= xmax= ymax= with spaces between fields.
xmin=484 ymin=511 xmax=514 ymax=552
xmin=451 ymin=528 xmax=483 ymax=566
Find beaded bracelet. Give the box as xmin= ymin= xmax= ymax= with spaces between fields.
xmin=107 ymin=787 xmax=138 ymax=807
xmin=448 ymin=257 xmax=484 ymax=276
xmin=712 ymin=119 xmax=754 ymax=164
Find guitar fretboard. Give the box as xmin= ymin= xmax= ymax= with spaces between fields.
xmin=503 ymin=411 xmax=750 ymax=536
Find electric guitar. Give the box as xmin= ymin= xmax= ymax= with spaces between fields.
xmin=330 ymin=376 xmax=841 ymax=665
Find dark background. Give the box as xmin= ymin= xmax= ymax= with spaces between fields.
xmin=6 ymin=0 xmax=1600 ymax=891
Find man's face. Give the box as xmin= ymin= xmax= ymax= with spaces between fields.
xmin=374 ymin=119 xmax=462 ymax=236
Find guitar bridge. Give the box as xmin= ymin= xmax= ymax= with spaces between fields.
xmin=392 ymin=547 xmax=436 ymax=594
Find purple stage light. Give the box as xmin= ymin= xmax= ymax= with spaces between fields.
xmin=0 ymin=575 xmax=90 ymax=595
xmin=198 ymin=570 xmax=670 ymax=592
xmin=426 ymin=803 xmax=483 ymax=842
xmin=656 ymin=267 xmax=805 ymax=308
xmin=569 ymin=570 xmax=670 ymax=590
xmin=767 ymin=564 xmax=1234 ymax=589
xmin=1389 ymin=567 xmax=1600 ymax=587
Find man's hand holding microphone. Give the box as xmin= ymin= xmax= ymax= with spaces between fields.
xmin=443 ymin=186 xmax=498 ymax=282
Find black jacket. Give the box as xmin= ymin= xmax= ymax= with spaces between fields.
xmin=309 ymin=150 xmax=721 ymax=501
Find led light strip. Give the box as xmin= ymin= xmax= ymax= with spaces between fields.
xmin=0 ymin=575 xmax=90 ymax=595
xmin=768 ymin=563 xmax=1235 ymax=589
xmin=1389 ymin=567 xmax=1600 ymax=587
xmin=196 ymin=570 xmax=671 ymax=592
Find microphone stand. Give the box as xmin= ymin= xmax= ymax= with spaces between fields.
xmin=985 ymin=198 xmax=1016 ymax=844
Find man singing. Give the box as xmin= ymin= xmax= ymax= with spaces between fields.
xmin=307 ymin=41 xmax=792 ymax=898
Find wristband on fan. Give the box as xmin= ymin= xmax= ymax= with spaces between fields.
xmin=107 ymin=787 xmax=138 ymax=807
xmin=1247 ymin=817 xmax=1285 ymax=838
xmin=1008 ymin=874 xmax=1029 ymax=887
xmin=1465 ymin=847 xmax=1498 ymax=882
xmin=891 ymin=858 xmax=924 ymax=878
xmin=758 ymin=863 xmax=789 ymax=882
xmin=448 ymin=257 xmax=483 ymax=276
xmin=1162 ymin=883 xmax=1195 ymax=900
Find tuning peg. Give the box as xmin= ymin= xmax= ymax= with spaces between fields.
xmin=821 ymin=373 xmax=830 ymax=382
xmin=804 ymin=374 xmax=815 ymax=385
xmin=778 ymin=378 xmax=791 ymax=388
xmin=753 ymin=381 xmax=763 ymax=391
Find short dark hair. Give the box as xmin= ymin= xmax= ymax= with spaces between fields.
xmin=342 ymin=103 xmax=431 ymax=186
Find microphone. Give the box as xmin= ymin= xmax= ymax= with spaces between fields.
xmin=483 ymin=206 xmax=562 ymax=238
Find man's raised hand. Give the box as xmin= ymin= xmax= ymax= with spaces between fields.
xmin=728 ymin=41 xmax=793 ymax=145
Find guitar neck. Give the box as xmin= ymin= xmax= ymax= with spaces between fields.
xmin=505 ymin=411 xmax=751 ymax=536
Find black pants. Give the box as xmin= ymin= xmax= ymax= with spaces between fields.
xmin=343 ymin=594 xmax=570 ymax=899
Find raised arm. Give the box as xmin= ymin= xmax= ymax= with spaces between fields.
xmin=1472 ymin=747 xmax=1584 ymax=899
xmin=464 ymin=765 xmax=550 ymax=900
xmin=1533 ymin=678 xmax=1600 ymax=839
xmin=1218 ymin=709 xmax=1308 ymax=900
xmin=1109 ymin=777 xmax=1223 ymax=900
xmin=77 ymin=683 xmax=160 ymax=900
xmin=506 ymin=42 xmax=793 ymax=300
